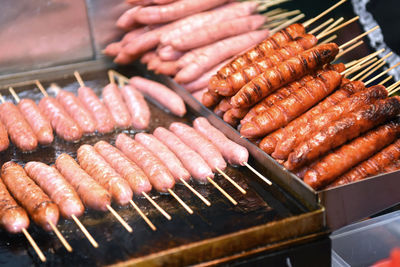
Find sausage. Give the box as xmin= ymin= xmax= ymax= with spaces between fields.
xmin=120 ymin=85 xmax=150 ymax=129
xmin=231 ymin=43 xmax=339 ymax=108
xmin=153 ymin=127 xmax=213 ymax=182
xmin=77 ymin=144 xmax=133 ymax=205
xmin=223 ymin=107 xmax=249 ymax=127
xmin=116 ymin=6 xmax=140 ymax=31
xmin=24 ymin=162 xmax=84 ymax=219
xmin=141 ymin=51 xmax=157 ymax=64
xmin=0 ymin=179 xmax=29 ymax=233
xmin=303 ymin=120 xmax=400 ymax=189
xmin=56 ymin=90 xmax=96 ymax=134
xmin=135 ymin=133 xmax=191 ymax=181
xmin=103 ymin=42 xmax=122 ymax=57
xmin=147 ymin=55 xmax=163 ymax=71
xmin=331 ymin=138 xmax=400 ymax=188
xmin=202 ymin=90 xmax=222 ymax=108
xmin=129 ymin=77 xmax=186 ymax=117
xmin=38 ymin=97 xmax=83 ymax=142
xmin=211 ymin=34 xmax=319 ymax=96
xmin=17 ymin=99 xmax=54 ymax=145
xmin=155 ymin=60 xmax=180 ymax=76
xmin=126 ymin=0 xmax=177 ymax=5
xmin=157 ymin=45 xmax=184 ymax=61
xmin=102 ymin=83 xmax=132 ymax=128
xmin=94 ymin=140 xmax=152 ymax=195
xmin=55 ymin=153 xmax=111 ymax=211
xmin=285 ymin=96 xmax=400 ymax=170
xmin=115 ymin=133 xmax=175 ymax=192
xmin=267 ymin=83 xmax=385 ymax=159
xmin=0 ymin=102 xmax=38 ymax=151
xmin=174 ymin=29 xmax=270 ymax=84
xmin=192 ymin=88 xmax=208 ymax=103
xmin=0 ymin=119 xmax=9 ymax=152
xmin=169 ymin=122 xmax=227 ymax=171
xmin=240 ymin=69 xmax=343 ymax=138
xmin=78 ymin=86 xmax=115 ymax=134
xmin=214 ymin=97 xmax=232 ymax=117
xmin=382 ymin=160 xmax=400 ymax=173
xmin=133 ymin=0 xmax=231 ymax=25
xmin=1 ymin=162 xmax=59 ymax=231
xmin=171 ymin=15 xmax=266 ymax=51
xmin=193 ymin=117 xmax=249 ymax=165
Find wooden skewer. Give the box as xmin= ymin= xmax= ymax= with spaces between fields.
xmin=319 ymin=34 xmax=337 ymax=44
xmin=179 ymin=178 xmax=211 ymax=206
xmin=344 ymin=49 xmax=382 ymax=69
xmin=316 ymin=16 xmax=359 ymax=39
xmin=167 ymin=189 xmax=193 ymax=214
xmin=339 ymin=26 xmax=380 ymax=50
xmin=340 ymin=54 xmax=379 ymax=77
xmin=108 ymin=70 xmax=116 ymax=84
xmin=142 ymin=192 xmax=171 ymax=220
xmin=303 ymin=0 xmax=347 ymax=28
xmin=318 ymin=17 xmax=344 ymax=36
xmin=71 ymin=214 xmax=98 ymax=248
xmin=264 ymin=8 xmax=287 ymax=17
xmin=389 ymin=86 xmax=400 ymax=96
xmin=379 ymin=75 xmax=393 ymax=86
xmin=387 ymin=80 xmax=400 ymax=92
xmin=215 ymin=167 xmax=246 ymax=194
xmin=35 ymin=80 xmax=48 ymax=97
xmin=270 ymin=13 xmax=305 ymax=34
xmin=0 ymin=93 xmax=5 ymax=104
xmin=129 ymin=200 xmax=156 ymax=231
xmin=22 ymin=228 xmax=46 ymax=262
xmin=352 ymin=52 xmax=393 ymax=81
xmin=242 ymin=162 xmax=272 ymax=185
xmin=364 ymin=62 xmax=400 ymax=86
xmin=74 ymin=71 xmax=85 ymax=87
xmin=358 ymin=61 xmax=386 ymax=82
xmin=106 ymin=204 xmax=133 ymax=233
xmin=263 ymin=19 xmax=289 ymax=30
xmin=207 ymin=177 xmax=237 ymax=205
xmin=8 ymin=87 xmax=20 ymax=103
xmin=344 ymin=57 xmax=378 ymax=77
xmin=268 ymin=10 xmax=301 ymax=21
xmin=48 ymin=220 xmax=73 ymax=252
xmin=343 ymin=48 xmax=385 ymax=75
xmin=109 ymin=70 xmax=130 ymax=85
xmin=335 ymin=40 xmax=364 ymax=59
xmin=308 ymin=18 xmax=334 ymax=35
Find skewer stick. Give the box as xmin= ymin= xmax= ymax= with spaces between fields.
xmin=336 ymin=40 xmax=364 ymax=59
xmin=71 ymin=215 xmax=98 ymax=248
xmin=207 ymin=177 xmax=237 ymax=205
xmin=74 ymin=71 xmax=85 ymax=87
xmin=319 ymin=34 xmax=337 ymax=44
xmin=109 ymin=70 xmax=130 ymax=85
xmin=106 ymin=204 xmax=133 ymax=233
xmin=268 ymin=10 xmax=301 ymax=21
xmin=387 ymin=80 xmax=400 ymax=92
xmin=379 ymin=75 xmax=393 ymax=86
xmin=318 ymin=17 xmax=344 ymax=36
xmin=339 ymin=26 xmax=380 ymax=50
xmin=264 ymin=8 xmax=286 ymax=17
xmin=35 ymin=80 xmax=48 ymax=97
xmin=351 ymin=52 xmax=393 ymax=81
xmin=167 ymin=189 xmax=193 ymax=214
xmin=142 ymin=192 xmax=171 ymax=220
xmin=48 ymin=220 xmax=73 ymax=252
xmin=344 ymin=57 xmax=378 ymax=77
xmin=263 ymin=19 xmax=289 ymax=29
xmin=215 ymin=167 xmax=246 ymax=194
xmin=308 ymin=18 xmax=334 ymax=35
xmin=389 ymin=86 xmax=400 ymax=96
xmin=303 ymin=0 xmax=347 ymax=28
xmin=243 ymin=162 xmax=272 ymax=185
xmin=364 ymin=62 xmax=400 ymax=86
xmin=129 ymin=200 xmax=156 ymax=231
xmin=270 ymin=13 xmax=305 ymax=34
xmin=22 ymin=228 xmax=46 ymax=262
xmin=8 ymin=87 xmax=20 ymax=103
xmin=357 ymin=61 xmax=386 ymax=82
xmin=108 ymin=70 xmax=115 ymax=84
xmin=179 ymin=178 xmax=211 ymax=206
xmin=345 ymin=50 xmax=382 ymax=69
xmin=0 ymin=94 xmax=4 ymax=103
xmin=342 ymin=48 xmax=386 ymax=77
xmin=340 ymin=55 xmax=377 ymax=77
xmin=316 ymin=16 xmax=359 ymax=39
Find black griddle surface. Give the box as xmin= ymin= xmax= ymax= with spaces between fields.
xmin=0 ymin=68 xmax=306 ymax=266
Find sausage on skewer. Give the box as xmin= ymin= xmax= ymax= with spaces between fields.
xmin=102 ymin=83 xmax=132 ymax=129
xmin=0 ymin=120 xmax=9 ymax=152
xmin=120 ymin=85 xmax=150 ymax=130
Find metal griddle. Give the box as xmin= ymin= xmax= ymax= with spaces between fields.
xmin=0 ymin=65 xmax=325 ymax=266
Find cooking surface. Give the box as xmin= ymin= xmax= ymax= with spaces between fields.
xmin=0 ymin=68 xmax=307 ymax=266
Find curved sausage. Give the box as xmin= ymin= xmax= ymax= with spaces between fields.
xmin=94 ymin=141 xmax=152 ymax=195
xmin=193 ymin=117 xmax=249 ymax=165
xmin=24 ymin=162 xmax=84 ymax=219
xmin=120 ymin=85 xmax=150 ymax=130
xmin=77 ymin=144 xmax=133 ymax=205
xmin=17 ymin=99 xmax=54 ymax=145
xmin=192 ymin=88 xmax=208 ymax=103
xmin=153 ymin=127 xmax=213 ymax=182
xmin=1 ymin=162 xmax=59 ymax=231
xmin=0 ymin=179 xmax=29 ymax=233
xmin=55 ymin=153 xmax=111 ymax=211
xmin=0 ymin=120 xmax=9 ymax=152
xmin=78 ymin=86 xmax=115 ymax=134
xmin=0 ymin=102 xmax=38 ymax=151
xmin=115 ymin=133 xmax=175 ymax=192
xmin=102 ymin=83 xmax=132 ymax=128
xmin=169 ymin=122 xmax=227 ymax=171
xmin=38 ymin=97 xmax=83 ymax=142
xmin=135 ymin=133 xmax=191 ymax=181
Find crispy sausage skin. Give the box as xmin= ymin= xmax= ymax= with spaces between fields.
xmin=1 ymin=162 xmax=59 ymax=231
xmin=0 ymin=120 xmax=9 ymax=152
xmin=135 ymin=133 xmax=191 ymax=182
xmin=116 ymin=133 xmax=175 ymax=192
xmin=120 ymin=85 xmax=150 ymax=130
xmin=0 ymin=179 xmax=29 ymax=233
xmin=169 ymin=122 xmax=227 ymax=171
xmin=193 ymin=117 xmax=249 ymax=165
xmin=17 ymin=99 xmax=54 ymax=145
xmin=0 ymin=102 xmax=38 ymax=151
xmin=38 ymin=97 xmax=83 ymax=142
xmin=102 ymin=83 xmax=132 ymax=129
xmin=153 ymin=127 xmax=214 ymax=182
xmin=94 ymin=141 xmax=152 ymax=195
xmin=55 ymin=153 xmax=111 ymax=211
xmin=24 ymin=162 xmax=84 ymax=219
xmin=77 ymin=144 xmax=133 ymax=205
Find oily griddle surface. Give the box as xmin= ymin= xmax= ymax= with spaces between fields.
xmin=0 ymin=68 xmax=305 ymax=266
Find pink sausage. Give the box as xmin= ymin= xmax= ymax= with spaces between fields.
xmin=116 ymin=6 xmax=140 ymax=30
xmin=103 ymin=42 xmax=122 ymax=57
xmin=157 ymin=45 xmax=184 ymax=61
xmin=0 ymin=120 xmax=9 ymax=152
xmin=102 ymin=83 xmax=132 ymax=128
xmin=153 ymin=127 xmax=213 ymax=182
xmin=120 ymin=85 xmax=150 ymax=129
xmin=192 ymin=88 xmax=208 ymax=103
xmin=155 ymin=61 xmax=180 ymax=76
